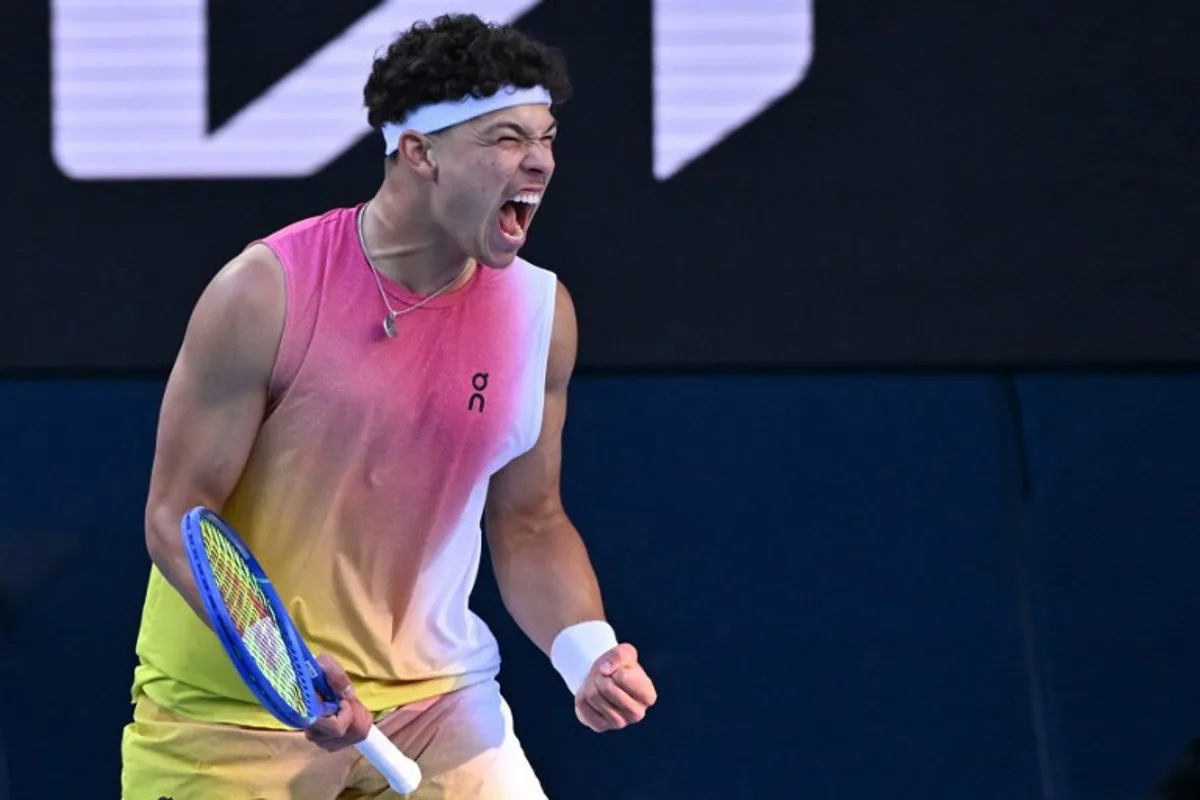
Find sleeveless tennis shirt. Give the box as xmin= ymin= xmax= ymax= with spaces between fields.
xmin=131 ymin=205 xmax=559 ymax=728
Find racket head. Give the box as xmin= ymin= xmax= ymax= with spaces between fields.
xmin=181 ymin=505 xmax=336 ymax=728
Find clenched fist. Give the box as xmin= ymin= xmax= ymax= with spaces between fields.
xmin=304 ymin=653 xmax=374 ymax=752
xmin=573 ymin=643 xmax=657 ymax=733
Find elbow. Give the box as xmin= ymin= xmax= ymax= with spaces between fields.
xmin=487 ymin=510 xmax=575 ymax=566
xmin=144 ymin=500 xmax=185 ymax=569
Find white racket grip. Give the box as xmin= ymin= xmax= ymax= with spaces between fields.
xmin=356 ymin=725 xmax=422 ymax=795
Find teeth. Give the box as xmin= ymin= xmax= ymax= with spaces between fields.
xmin=507 ymin=192 xmax=542 ymax=205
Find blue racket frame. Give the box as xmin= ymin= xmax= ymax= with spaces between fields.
xmin=181 ymin=506 xmax=340 ymax=728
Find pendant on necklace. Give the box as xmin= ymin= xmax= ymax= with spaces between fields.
xmin=383 ymin=312 xmax=398 ymax=339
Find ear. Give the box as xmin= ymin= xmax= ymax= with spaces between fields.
xmin=396 ymin=131 xmax=438 ymax=180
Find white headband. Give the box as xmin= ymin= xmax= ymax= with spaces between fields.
xmin=381 ymin=84 xmax=553 ymax=155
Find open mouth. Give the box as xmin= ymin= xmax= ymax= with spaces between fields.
xmin=498 ymin=191 xmax=541 ymax=242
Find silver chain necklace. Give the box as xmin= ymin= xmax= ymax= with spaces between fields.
xmin=356 ymin=203 xmax=471 ymax=339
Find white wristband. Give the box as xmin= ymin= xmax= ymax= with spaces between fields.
xmin=550 ymin=620 xmax=619 ymax=696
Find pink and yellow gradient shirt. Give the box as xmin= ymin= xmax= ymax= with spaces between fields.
xmin=131 ymin=205 xmax=559 ymax=728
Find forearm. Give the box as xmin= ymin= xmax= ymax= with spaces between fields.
xmin=490 ymin=514 xmax=606 ymax=656
xmin=145 ymin=502 xmax=214 ymax=629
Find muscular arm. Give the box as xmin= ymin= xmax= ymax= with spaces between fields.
xmin=143 ymin=244 xmax=285 ymax=625
xmin=484 ymin=280 xmax=605 ymax=656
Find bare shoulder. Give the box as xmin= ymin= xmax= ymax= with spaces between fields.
xmin=198 ymin=243 xmax=284 ymax=324
xmin=547 ymin=279 xmax=578 ymax=392
xmin=179 ymin=243 xmax=285 ymax=385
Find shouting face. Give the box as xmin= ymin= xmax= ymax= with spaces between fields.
xmin=423 ymin=103 xmax=558 ymax=268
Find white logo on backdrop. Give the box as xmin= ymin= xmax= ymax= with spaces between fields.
xmin=50 ymin=0 xmax=813 ymax=181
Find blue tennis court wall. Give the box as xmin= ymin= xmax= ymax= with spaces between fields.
xmin=0 ymin=372 xmax=1197 ymax=799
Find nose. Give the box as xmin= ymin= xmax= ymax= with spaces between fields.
xmin=522 ymin=140 xmax=554 ymax=178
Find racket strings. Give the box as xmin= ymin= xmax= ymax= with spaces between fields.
xmin=200 ymin=519 xmax=308 ymax=715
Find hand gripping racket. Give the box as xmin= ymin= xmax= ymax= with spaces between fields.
xmin=180 ymin=506 xmax=422 ymax=794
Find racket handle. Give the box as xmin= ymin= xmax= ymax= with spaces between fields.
xmin=357 ymin=725 xmax=422 ymax=794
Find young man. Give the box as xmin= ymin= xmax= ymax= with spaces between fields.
xmin=121 ymin=14 xmax=656 ymax=799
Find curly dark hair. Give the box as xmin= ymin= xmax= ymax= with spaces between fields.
xmin=363 ymin=13 xmax=572 ymax=131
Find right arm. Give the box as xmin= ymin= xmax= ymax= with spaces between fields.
xmin=143 ymin=243 xmax=285 ymax=625
xmin=146 ymin=244 xmax=376 ymax=746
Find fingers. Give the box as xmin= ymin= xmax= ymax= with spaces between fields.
xmin=307 ymin=698 xmax=353 ymax=739
xmin=576 ymin=665 xmax=657 ymax=733
xmin=306 ymin=697 xmax=374 ymax=751
xmin=594 ymin=643 xmax=638 ymax=676
xmin=595 ymin=675 xmax=646 ymax=723
xmin=315 ymin=652 xmax=355 ymax=697
xmin=611 ymin=665 xmax=658 ymax=708
xmin=577 ymin=691 xmax=626 ymax=732
xmin=572 ymin=642 xmax=657 ymax=734
xmin=305 ymin=653 xmax=372 ymax=752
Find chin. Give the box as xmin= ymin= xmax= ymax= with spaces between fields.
xmin=479 ymin=237 xmax=524 ymax=268
xmin=486 ymin=251 xmax=520 ymax=268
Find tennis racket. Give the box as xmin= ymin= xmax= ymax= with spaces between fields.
xmin=180 ymin=505 xmax=422 ymax=794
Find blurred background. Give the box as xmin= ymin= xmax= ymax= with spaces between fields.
xmin=2 ymin=1 xmax=1199 ymax=798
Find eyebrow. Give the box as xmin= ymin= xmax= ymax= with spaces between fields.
xmin=485 ymin=120 xmax=558 ymax=137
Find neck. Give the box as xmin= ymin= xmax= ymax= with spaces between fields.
xmin=360 ymin=186 xmax=475 ymax=296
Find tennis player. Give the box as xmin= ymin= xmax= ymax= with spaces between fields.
xmin=121 ymin=14 xmax=656 ymax=799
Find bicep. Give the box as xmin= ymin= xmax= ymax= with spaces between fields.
xmin=146 ymin=246 xmax=285 ymax=526
xmin=485 ymin=386 xmax=566 ymax=527
xmin=485 ymin=280 xmax=577 ymax=534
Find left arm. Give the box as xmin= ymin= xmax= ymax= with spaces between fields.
xmin=485 ymin=280 xmax=656 ymax=731
xmin=485 ymin=280 xmax=602 ymax=654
